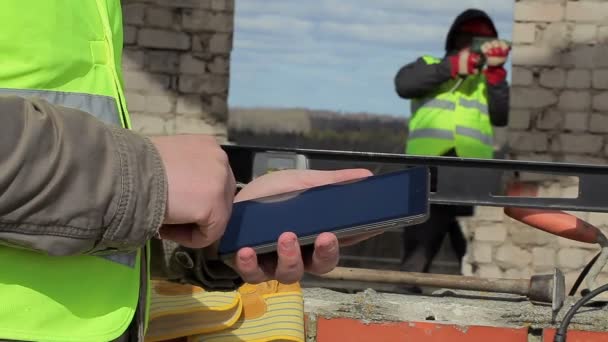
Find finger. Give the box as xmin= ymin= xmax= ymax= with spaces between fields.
xmin=499 ymin=40 xmax=508 ymax=51
xmin=234 ymin=247 xmax=268 ymax=284
xmin=307 ymin=168 xmax=374 ymax=188
xmin=194 ymin=212 xmax=230 ymax=248
xmin=481 ymin=43 xmax=490 ymax=54
xmin=307 ymin=233 xmax=339 ymax=275
xmin=275 ymin=232 xmax=304 ymax=284
xmin=235 ymin=168 xmax=373 ymax=203
xmin=214 ymin=168 xmax=236 ymax=240
xmin=196 ymin=176 xmax=234 ymax=248
xmin=225 ymin=162 xmax=237 ymax=203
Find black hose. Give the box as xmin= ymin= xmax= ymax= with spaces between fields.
xmin=554 ymin=282 xmax=608 ymax=342
xmin=569 ymin=251 xmax=600 ymax=296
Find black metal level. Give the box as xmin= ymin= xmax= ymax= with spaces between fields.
xmin=221 ymin=144 xmax=608 ymax=213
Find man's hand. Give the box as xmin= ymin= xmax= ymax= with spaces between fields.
xmin=231 ymin=169 xmax=383 ymax=284
xmin=481 ymin=39 xmax=510 ymax=85
xmin=448 ymin=48 xmax=482 ymax=78
xmin=151 ymin=135 xmax=235 ymax=249
xmin=481 ymin=39 xmax=511 ymax=67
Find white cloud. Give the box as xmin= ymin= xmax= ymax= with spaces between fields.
xmin=319 ymin=21 xmax=446 ymax=46
xmin=236 ymin=48 xmax=350 ymax=68
xmin=236 ymin=15 xmax=314 ymax=34
xmin=368 ymin=0 xmax=514 ymax=16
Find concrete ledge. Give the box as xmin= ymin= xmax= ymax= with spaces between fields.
xmin=303 ymin=288 xmax=608 ymax=332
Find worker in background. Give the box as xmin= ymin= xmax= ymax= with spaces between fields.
xmin=0 ymin=1 xmax=377 ymax=341
xmin=393 ymin=8 xmax=510 ymax=280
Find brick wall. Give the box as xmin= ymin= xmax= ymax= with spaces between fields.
xmin=120 ymin=0 xmax=234 ymax=141
xmin=462 ymin=0 xmax=608 ymax=289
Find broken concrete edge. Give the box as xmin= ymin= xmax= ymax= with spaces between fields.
xmin=302 ymin=287 xmax=608 ymax=333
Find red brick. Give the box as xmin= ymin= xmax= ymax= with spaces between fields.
xmin=316 ymin=318 xmax=528 ymax=342
xmin=544 ymin=328 xmax=608 ymax=342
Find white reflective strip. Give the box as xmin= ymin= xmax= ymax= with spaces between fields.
xmin=459 ymin=98 xmax=488 ymax=115
xmin=408 ymin=128 xmax=454 ymax=140
xmin=0 ymin=88 xmax=121 ymax=126
xmin=455 ymin=126 xmax=493 ymax=146
xmin=409 ymin=126 xmax=492 ymax=146
xmin=411 ymin=98 xmax=456 ymax=113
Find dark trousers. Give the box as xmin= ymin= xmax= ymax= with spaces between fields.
xmin=400 ymin=204 xmax=467 ymax=273
xmin=400 ymin=148 xmax=470 ymax=275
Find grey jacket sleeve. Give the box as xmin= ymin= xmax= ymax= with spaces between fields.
xmin=0 ymin=95 xmax=167 ymax=256
xmin=394 ymin=57 xmax=453 ymax=99
xmin=486 ymin=79 xmax=510 ymax=127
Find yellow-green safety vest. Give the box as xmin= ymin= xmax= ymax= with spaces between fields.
xmin=406 ymin=55 xmax=494 ymax=159
xmin=0 ymin=1 xmax=149 ymax=341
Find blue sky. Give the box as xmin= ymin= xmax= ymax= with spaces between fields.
xmin=228 ymin=1 xmax=514 ymax=118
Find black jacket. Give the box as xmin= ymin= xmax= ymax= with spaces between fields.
xmin=394 ymin=9 xmax=509 ymax=128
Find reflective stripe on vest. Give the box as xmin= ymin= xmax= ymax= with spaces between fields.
xmin=411 ymin=99 xmax=455 ymax=113
xmin=412 ymin=98 xmax=488 ymax=117
xmin=459 ymin=98 xmax=488 ymax=116
xmin=0 ymin=1 xmax=143 ymax=341
xmin=0 ymin=88 xmax=122 ymax=126
xmin=408 ymin=126 xmax=492 ymax=146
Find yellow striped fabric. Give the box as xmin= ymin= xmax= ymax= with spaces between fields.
xmin=145 ymin=280 xmax=305 ymax=342
xmin=189 ymin=292 xmax=305 ymax=342
xmin=145 ymin=281 xmax=242 ymax=342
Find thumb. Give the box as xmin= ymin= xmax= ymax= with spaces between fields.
xmin=158 ymin=211 xmax=230 ymax=249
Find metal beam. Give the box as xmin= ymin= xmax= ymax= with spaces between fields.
xmin=222 ymin=144 xmax=608 ymax=213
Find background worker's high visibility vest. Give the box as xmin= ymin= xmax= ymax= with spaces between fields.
xmin=406 ymin=55 xmax=495 ymax=159
xmin=0 ymin=1 xmax=147 ymax=341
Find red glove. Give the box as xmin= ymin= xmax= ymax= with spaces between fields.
xmin=483 ymin=66 xmax=507 ymax=85
xmin=481 ymin=40 xmax=511 ymax=67
xmin=448 ymin=48 xmax=482 ymax=78
xmin=481 ymin=40 xmax=510 ymax=85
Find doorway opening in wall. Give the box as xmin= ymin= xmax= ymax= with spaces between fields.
xmin=227 ymin=1 xmax=514 ymax=293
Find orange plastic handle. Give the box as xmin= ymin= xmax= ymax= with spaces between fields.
xmin=504 ymin=207 xmax=599 ymax=244
xmin=504 ymin=181 xmax=600 ymax=244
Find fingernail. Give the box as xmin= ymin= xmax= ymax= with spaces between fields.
xmin=280 ymin=237 xmax=297 ymax=251
xmin=327 ymin=240 xmax=338 ymax=253
xmin=319 ymin=240 xmax=338 ymax=258
xmin=239 ymin=253 xmax=253 ymax=263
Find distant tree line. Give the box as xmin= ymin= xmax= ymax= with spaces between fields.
xmin=228 ymin=107 xmax=409 ymax=153
xmin=228 ymin=107 xmax=410 ymax=174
